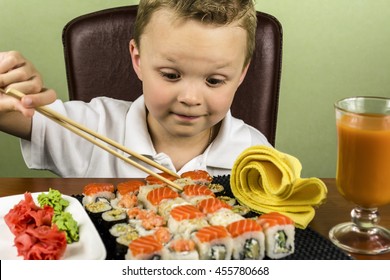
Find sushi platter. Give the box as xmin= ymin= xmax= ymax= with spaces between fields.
xmin=73 ymin=173 xmax=352 ymax=260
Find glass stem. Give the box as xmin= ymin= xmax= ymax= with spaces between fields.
xmin=351 ymin=206 xmax=380 ymax=230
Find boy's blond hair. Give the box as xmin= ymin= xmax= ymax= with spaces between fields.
xmin=133 ymin=0 xmax=257 ymax=67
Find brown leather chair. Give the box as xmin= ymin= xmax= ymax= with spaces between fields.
xmin=62 ymin=5 xmax=282 ymax=145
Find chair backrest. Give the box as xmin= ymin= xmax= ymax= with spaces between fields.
xmin=62 ymin=5 xmax=282 ymax=145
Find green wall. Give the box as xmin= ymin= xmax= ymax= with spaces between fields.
xmin=1 ymin=0 xmax=390 ymax=178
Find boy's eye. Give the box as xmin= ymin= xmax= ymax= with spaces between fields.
xmin=206 ymin=77 xmax=225 ymax=86
xmin=160 ymin=71 xmax=181 ymax=81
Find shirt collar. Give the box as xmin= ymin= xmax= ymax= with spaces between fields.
xmin=124 ymin=97 xmax=253 ymax=170
xmin=205 ymin=111 xmax=253 ymax=169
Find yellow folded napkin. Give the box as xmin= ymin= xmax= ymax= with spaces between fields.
xmin=230 ymin=145 xmax=327 ymax=229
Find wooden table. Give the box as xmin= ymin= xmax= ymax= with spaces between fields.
xmin=1 ymin=177 xmax=389 ymax=260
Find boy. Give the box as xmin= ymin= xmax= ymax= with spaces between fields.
xmin=0 ymin=0 xmax=270 ymax=177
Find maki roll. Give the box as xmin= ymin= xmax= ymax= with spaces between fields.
xmin=82 ymin=182 xmax=115 ymax=206
xmin=231 ymin=204 xmax=251 ymax=217
xmin=162 ymin=237 xmax=199 ymax=260
xmin=125 ymin=235 xmax=164 ymax=260
xmin=167 ymin=205 xmax=208 ymax=238
xmin=192 ymin=225 xmax=233 ymax=260
xmin=207 ymin=183 xmax=224 ymax=194
xmin=257 ymin=212 xmax=295 ymax=259
xmin=181 ymin=184 xmax=215 ymax=205
xmin=101 ymin=209 xmax=127 ymax=230
xmin=116 ymin=231 xmax=140 ymax=259
xmin=109 ymin=223 xmax=137 ymax=238
xmin=217 ymin=196 xmax=236 ymax=207
xmin=84 ymin=197 xmax=112 ymax=224
xmin=226 ymin=219 xmax=265 ymax=260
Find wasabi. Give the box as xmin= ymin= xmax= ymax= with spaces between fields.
xmin=38 ymin=188 xmax=80 ymax=243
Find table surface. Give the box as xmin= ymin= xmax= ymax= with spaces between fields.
xmin=1 ymin=177 xmax=389 ymax=260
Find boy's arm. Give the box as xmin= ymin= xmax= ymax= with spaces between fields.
xmin=0 ymin=110 xmax=32 ymax=140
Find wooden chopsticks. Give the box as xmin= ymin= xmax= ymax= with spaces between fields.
xmin=2 ymin=88 xmax=183 ymax=191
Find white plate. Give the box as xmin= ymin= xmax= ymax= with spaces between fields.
xmin=0 ymin=192 xmax=106 ymax=260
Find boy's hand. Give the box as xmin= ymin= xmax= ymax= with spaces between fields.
xmin=0 ymin=51 xmax=57 ymax=117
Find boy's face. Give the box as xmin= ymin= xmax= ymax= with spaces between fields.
xmin=130 ymin=9 xmax=249 ymax=139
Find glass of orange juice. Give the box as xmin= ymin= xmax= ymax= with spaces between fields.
xmin=329 ymin=96 xmax=390 ymax=254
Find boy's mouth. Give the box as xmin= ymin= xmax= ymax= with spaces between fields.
xmin=175 ymin=113 xmax=199 ymax=120
xmin=172 ymin=111 xmax=202 ymax=122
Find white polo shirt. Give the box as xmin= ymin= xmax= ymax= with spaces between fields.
xmin=21 ymin=96 xmax=270 ymax=178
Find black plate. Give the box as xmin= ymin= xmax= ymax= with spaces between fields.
xmin=74 ymin=175 xmax=353 ymax=260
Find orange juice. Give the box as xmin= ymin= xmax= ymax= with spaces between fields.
xmin=336 ymin=113 xmax=390 ymax=208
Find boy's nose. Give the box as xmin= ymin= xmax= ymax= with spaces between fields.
xmin=177 ymin=82 xmax=203 ymax=106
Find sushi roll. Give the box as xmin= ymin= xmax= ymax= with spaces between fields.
xmin=101 ymin=209 xmax=127 ymax=230
xmin=154 ymin=227 xmax=172 ymax=245
xmin=256 ymin=212 xmax=295 ymax=259
xmin=109 ymin=223 xmax=137 ymax=238
xmin=137 ymin=184 xmax=161 ymax=206
xmin=180 ymin=170 xmax=213 ymax=186
xmin=145 ymin=172 xmax=178 ymax=187
xmin=231 ymin=204 xmax=251 ymax=217
xmin=163 ymin=237 xmax=199 ymax=260
xmin=127 ymin=207 xmax=165 ymax=236
xmin=167 ymin=205 xmax=209 ymax=238
xmin=207 ymin=208 xmax=244 ymax=227
xmin=226 ymin=219 xmax=265 ymax=260
xmin=192 ymin=225 xmax=233 ymax=260
xmin=116 ymin=180 xmax=145 ymax=199
xmin=111 ymin=193 xmax=138 ymax=210
xmin=207 ymin=183 xmax=224 ymax=194
xmin=82 ymin=182 xmax=115 ymax=206
xmin=144 ymin=186 xmax=179 ymax=212
xmin=197 ymin=197 xmax=232 ymax=214
xmin=197 ymin=197 xmax=243 ymax=227
xmin=84 ymin=197 xmax=112 ymax=224
xmin=125 ymin=235 xmax=164 ymax=260
xmin=116 ymin=231 xmax=141 ymax=258
xmin=217 ymin=196 xmax=236 ymax=207
xmin=181 ymin=184 xmax=215 ymax=205
xmin=157 ymin=197 xmax=190 ymax=221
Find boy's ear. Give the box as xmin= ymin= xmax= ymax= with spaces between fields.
xmin=238 ymin=62 xmax=251 ymax=86
xmin=129 ymin=39 xmax=142 ymax=81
